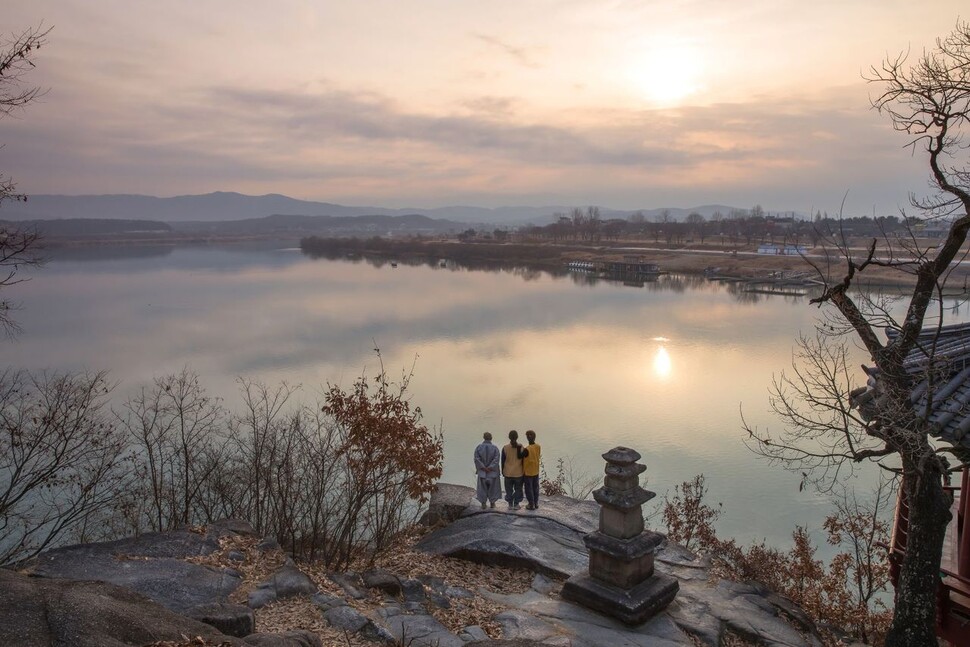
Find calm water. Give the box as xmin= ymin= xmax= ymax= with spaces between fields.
xmin=7 ymin=244 xmax=961 ymax=551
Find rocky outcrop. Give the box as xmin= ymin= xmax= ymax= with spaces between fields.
xmin=23 ymin=522 xmax=244 ymax=613
xmin=6 ymin=520 xmax=322 ymax=647
xmin=0 ymin=568 xmax=249 ymax=647
xmin=417 ymin=492 xmax=599 ymax=577
xmin=415 ymin=483 xmax=823 ymax=647
xmin=3 ymin=491 xmax=824 ymax=647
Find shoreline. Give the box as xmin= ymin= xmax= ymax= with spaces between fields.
xmin=300 ymin=236 xmax=970 ymax=290
xmin=39 ymin=233 xmax=970 ymax=290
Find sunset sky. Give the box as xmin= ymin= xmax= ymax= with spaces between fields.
xmin=2 ymin=1 xmax=966 ymax=215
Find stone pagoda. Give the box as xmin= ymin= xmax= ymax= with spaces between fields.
xmin=561 ymin=446 xmax=678 ymax=625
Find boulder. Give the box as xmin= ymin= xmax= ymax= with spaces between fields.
xmin=186 ymin=602 xmax=256 ymax=637
xmin=323 ymin=605 xmax=370 ymax=633
xmin=328 ymin=571 xmax=367 ymax=599
xmin=668 ymin=578 xmax=824 ymax=647
xmin=209 ymin=518 xmax=261 ymax=538
xmin=310 ymin=592 xmax=347 ymax=611
xmin=257 ymin=536 xmax=280 ymax=551
xmin=244 ymin=630 xmax=322 ymax=647
xmin=0 ymin=569 xmax=248 ymax=647
xmin=420 ymin=483 xmax=477 ymax=525
xmin=362 ymin=567 xmax=402 ymax=596
xmin=248 ymin=563 xmax=318 ymax=608
xmin=401 ymin=577 xmax=427 ymax=602
xmin=268 ymin=563 xmax=318 ymax=597
xmin=530 ymin=573 xmax=557 ymax=595
xmin=459 ymin=625 xmax=489 ymax=642
xmin=374 ymin=611 xmax=465 ymax=647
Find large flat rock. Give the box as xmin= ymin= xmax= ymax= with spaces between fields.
xmin=25 ymin=525 xmax=243 ymax=613
xmin=485 ymin=589 xmax=690 ymax=647
xmin=416 ymin=483 xmax=823 ymax=647
xmin=416 ymin=494 xmax=600 ymax=577
xmin=464 ymin=494 xmax=601 ymax=535
xmin=417 ymin=512 xmax=589 ymax=578
xmin=479 ymin=564 xmax=821 ymax=647
xmin=0 ymin=568 xmax=248 ymax=647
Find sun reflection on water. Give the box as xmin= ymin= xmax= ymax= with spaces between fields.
xmin=653 ymin=345 xmax=672 ymax=379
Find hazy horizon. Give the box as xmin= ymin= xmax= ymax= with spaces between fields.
xmin=3 ymin=2 xmax=966 ymax=216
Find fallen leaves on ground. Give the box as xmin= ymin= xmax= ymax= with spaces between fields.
xmin=179 ymin=523 xmax=538 ymax=643
xmin=142 ymin=637 xmax=233 ymax=647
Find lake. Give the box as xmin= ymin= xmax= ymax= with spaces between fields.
xmin=6 ymin=243 xmax=959 ymax=553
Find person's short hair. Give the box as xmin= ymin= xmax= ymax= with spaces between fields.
xmin=508 ymin=429 xmax=518 ymax=441
xmin=526 ymin=429 xmax=536 ymax=441
xmin=483 ymin=432 xmax=492 ymax=441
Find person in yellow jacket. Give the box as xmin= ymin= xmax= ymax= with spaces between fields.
xmin=523 ymin=429 xmax=542 ymax=510
xmin=501 ymin=430 xmax=527 ymax=509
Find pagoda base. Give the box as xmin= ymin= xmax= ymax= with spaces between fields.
xmin=560 ymin=572 xmax=679 ymax=625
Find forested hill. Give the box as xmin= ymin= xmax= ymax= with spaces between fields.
xmin=173 ymin=212 xmax=470 ymax=235
xmin=0 ymin=191 xmax=742 ymax=225
xmin=0 ymin=213 xmax=472 ymax=240
xmin=0 ymin=218 xmax=171 ymax=237
xmin=0 ymin=192 xmax=565 ymax=224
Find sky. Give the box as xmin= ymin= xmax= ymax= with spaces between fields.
xmin=1 ymin=1 xmax=966 ymax=215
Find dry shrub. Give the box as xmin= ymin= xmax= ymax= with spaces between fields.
xmin=540 ymin=456 xmax=599 ymax=499
xmin=114 ymin=353 xmax=443 ymax=571
xmin=663 ymin=474 xmax=892 ymax=645
xmin=0 ymin=370 xmax=130 ymax=564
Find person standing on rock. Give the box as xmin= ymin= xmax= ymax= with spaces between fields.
xmin=523 ymin=429 xmax=542 ymax=510
xmin=501 ymin=429 xmax=528 ymax=510
xmin=474 ymin=431 xmax=501 ymax=509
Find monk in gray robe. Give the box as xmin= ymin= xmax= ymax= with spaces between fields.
xmin=474 ymin=432 xmax=501 ymax=509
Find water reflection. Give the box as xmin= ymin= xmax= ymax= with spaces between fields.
xmin=299 ymin=248 xmax=824 ymax=304
xmin=653 ymin=345 xmax=672 ymax=379
xmin=8 ymin=245 xmax=969 ymax=553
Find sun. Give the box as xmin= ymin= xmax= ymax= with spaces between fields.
xmin=627 ymin=44 xmax=704 ymax=106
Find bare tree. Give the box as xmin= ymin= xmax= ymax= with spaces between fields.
xmin=585 ymin=205 xmax=601 ymax=241
xmin=0 ymin=370 xmax=129 ymax=564
xmin=0 ymin=25 xmax=50 ymax=333
xmin=686 ymin=212 xmax=706 ymax=243
xmin=118 ymin=369 xmax=227 ymax=532
xmin=747 ymin=21 xmax=970 ymax=647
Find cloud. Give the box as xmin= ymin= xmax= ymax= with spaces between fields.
xmin=1 ymin=62 xmax=927 ymax=214
xmin=460 ymin=96 xmax=518 ymax=117
xmin=472 ymin=33 xmax=541 ymax=68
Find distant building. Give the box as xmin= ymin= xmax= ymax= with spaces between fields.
xmin=757 ymin=244 xmax=807 ymax=255
xmin=605 ymin=255 xmax=660 ymax=274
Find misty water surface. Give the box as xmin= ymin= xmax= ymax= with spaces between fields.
xmin=7 ymin=243 xmax=964 ymax=552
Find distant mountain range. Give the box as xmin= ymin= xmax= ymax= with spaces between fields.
xmin=0 ymin=192 xmax=744 ymax=225
xmin=0 ymin=213 xmax=473 ymax=240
